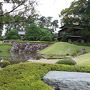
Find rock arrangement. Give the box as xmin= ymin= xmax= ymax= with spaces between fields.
xmin=11 ymin=42 xmax=48 ymax=53
xmin=43 ymin=71 xmax=90 ymax=90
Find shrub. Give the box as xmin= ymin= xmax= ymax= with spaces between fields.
xmin=0 ymin=60 xmax=10 ymax=68
xmin=56 ymin=57 xmax=76 ymax=65
xmin=9 ymin=60 xmax=26 ymax=64
xmin=0 ymin=63 xmax=90 ymax=90
xmin=0 ymin=36 xmax=3 ymax=40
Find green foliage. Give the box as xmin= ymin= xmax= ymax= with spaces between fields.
xmin=1 ymin=0 xmax=37 ymax=37
xmin=0 ymin=63 xmax=90 ymax=90
xmin=56 ymin=57 xmax=76 ymax=65
xmin=0 ymin=36 xmax=3 ymax=41
xmin=25 ymin=24 xmax=54 ymax=41
xmin=6 ymin=29 xmax=20 ymax=40
xmin=60 ymin=0 xmax=90 ymax=36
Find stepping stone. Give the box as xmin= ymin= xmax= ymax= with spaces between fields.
xmin=43 ymin=71 xmax=90 ymax=90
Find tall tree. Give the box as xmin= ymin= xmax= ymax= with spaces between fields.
xmin=0 ymin=2 xmax=3 ymax=36
xmin=0 ymin=0 xmax=37 ymax=36
xmin=60 ymin=0 xmax=90 ymax=36
xmin=38 ymin=16 xmax=47 ymax=28
xmin=51 ymin=20 xmax=58 ymax=32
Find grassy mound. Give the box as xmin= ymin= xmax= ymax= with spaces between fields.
xmin=0 ymin=63 xmax=90 ymax=90
xmin=56 ymin=57 xmax=76 ymax=65
xmin=76 ymin=53 xmax=90 ymax=65
xmin=40 ymin=42 xmax=90 ymax=57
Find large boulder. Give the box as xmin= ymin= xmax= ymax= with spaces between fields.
xmin=43 ymin=71 xmax=90 ymax=90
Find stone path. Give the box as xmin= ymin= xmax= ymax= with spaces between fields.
xmin=43 ymin=71 xmax=90 ymax=90
xmin=28 ymin=59 xmax=59 ymax=64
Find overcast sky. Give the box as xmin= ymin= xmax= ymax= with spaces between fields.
xmin=2 ymin=0 xmax=74 ymax=20
xmin=37 ymin=0 xmax=74 ymax=19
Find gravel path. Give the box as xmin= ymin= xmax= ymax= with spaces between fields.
xmin=28 ymin=59 xmax=59 ymax=64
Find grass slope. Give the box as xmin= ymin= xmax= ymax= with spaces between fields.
xmin=40 ymin=42 xmax=90 ymax=56
xmin=0 ymin=63 xmax=90 ymax=90
xmin=76 ymin=53 xmax=90 ymax=65
xmin=0 ymin=44 xmax=11 ymax=57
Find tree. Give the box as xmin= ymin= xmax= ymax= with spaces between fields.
xmin=51 ymin=20 xmax=58 ymax=32
xmin=25 ymin=24 xmax=54 ymax=41
xmin=38 ymin=16 xmax=47 ymax=28
xmin=60 ymin=0 xmax=90 ymax=37
xmin=45 ymin=16 xmax=52 ymax=28
xmin=6 ymin=29 xmax=20 ymax=39
xmin=38 ymin=16 xmax=59 ymax=33
xmin=0 ymin=2 xmax=3 ymax=36
xmin=0 ymin=0 xmax=37 ymax=37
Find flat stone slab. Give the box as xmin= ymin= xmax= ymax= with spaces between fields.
xmin=43 ymin=71 xmax=90 ymax=90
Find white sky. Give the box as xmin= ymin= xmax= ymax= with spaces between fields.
xmin=2 ymin=0 xmax=74 ymax=20
xmin=37 ymin=0 xmax=74 ymax=20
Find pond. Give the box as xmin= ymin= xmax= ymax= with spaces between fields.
xmin=0 ymin=42 xmax=49 ymax=63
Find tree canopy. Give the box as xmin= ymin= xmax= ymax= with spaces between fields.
xmin=25 ymin=24 xmax=54 ymax=41
xmin=0 ymin=0 xmax=37 ymax=36
xmin=60 ymin=0 xmax=90 ymax=36
xmin=61 ymin=0 xmax=90 ymax=26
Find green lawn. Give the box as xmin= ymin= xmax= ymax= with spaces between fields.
xmin=0 ymin=62 xmax=90 ymax=90
xmin=76 ymin=53 xmax=90 ymax=65
xmin=0 ymin=44 xmax=12 ymax=58
xmin=40 ymin=42 xmax=90 ymax=56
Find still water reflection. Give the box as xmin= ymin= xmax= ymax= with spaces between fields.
xmin=0 ymin=42 xmax=49 ymax=63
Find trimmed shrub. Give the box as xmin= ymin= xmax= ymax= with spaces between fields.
xmin=56 ymin=57 xmax=76 ymax=65
xmin=0 ymin=63 xmax=90 ymax=90
xmin=9 ymin=60 xmax=26 ymax=64
xmin=0 ymin=60 xmax=10 ymax=68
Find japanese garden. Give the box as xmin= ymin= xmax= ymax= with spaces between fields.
xmin=0 ymin=0 xmax=90 ymax=90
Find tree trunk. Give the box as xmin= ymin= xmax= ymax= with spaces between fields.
xmin=0 ymin=3 xmax=3 ymax=36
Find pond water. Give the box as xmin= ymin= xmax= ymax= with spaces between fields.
xmin=0 ymin=42 xmax=49 ymax=63
xmin=10 ymin=51 xmax=42 ymax=61
xmin=0 ymin=51 xmax=43 ymax=64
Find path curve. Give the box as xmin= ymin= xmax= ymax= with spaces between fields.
xmin=27 ymin=59 xmax=59 ymax=64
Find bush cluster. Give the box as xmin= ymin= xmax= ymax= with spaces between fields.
xmin=25 ymin=24 xmax=54 ymax=41
xmin=56 ymin=57 xmax=76 ymax=65
xmin=0 ymin=63 xmax=90 ymax=90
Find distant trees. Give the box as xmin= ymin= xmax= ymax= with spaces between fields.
xmin=25 ymin=24 xmax=54 ymax=41
xmin=51 ymin=20 xmax=58 ymax=32
xmin=38 ymin=16 xmax=59 ymax=32
xmin=6 ymin=29 xmax=20 ymax=40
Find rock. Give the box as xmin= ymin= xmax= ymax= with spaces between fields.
xmin=43 ymin=71 xmax=90 ymax=90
